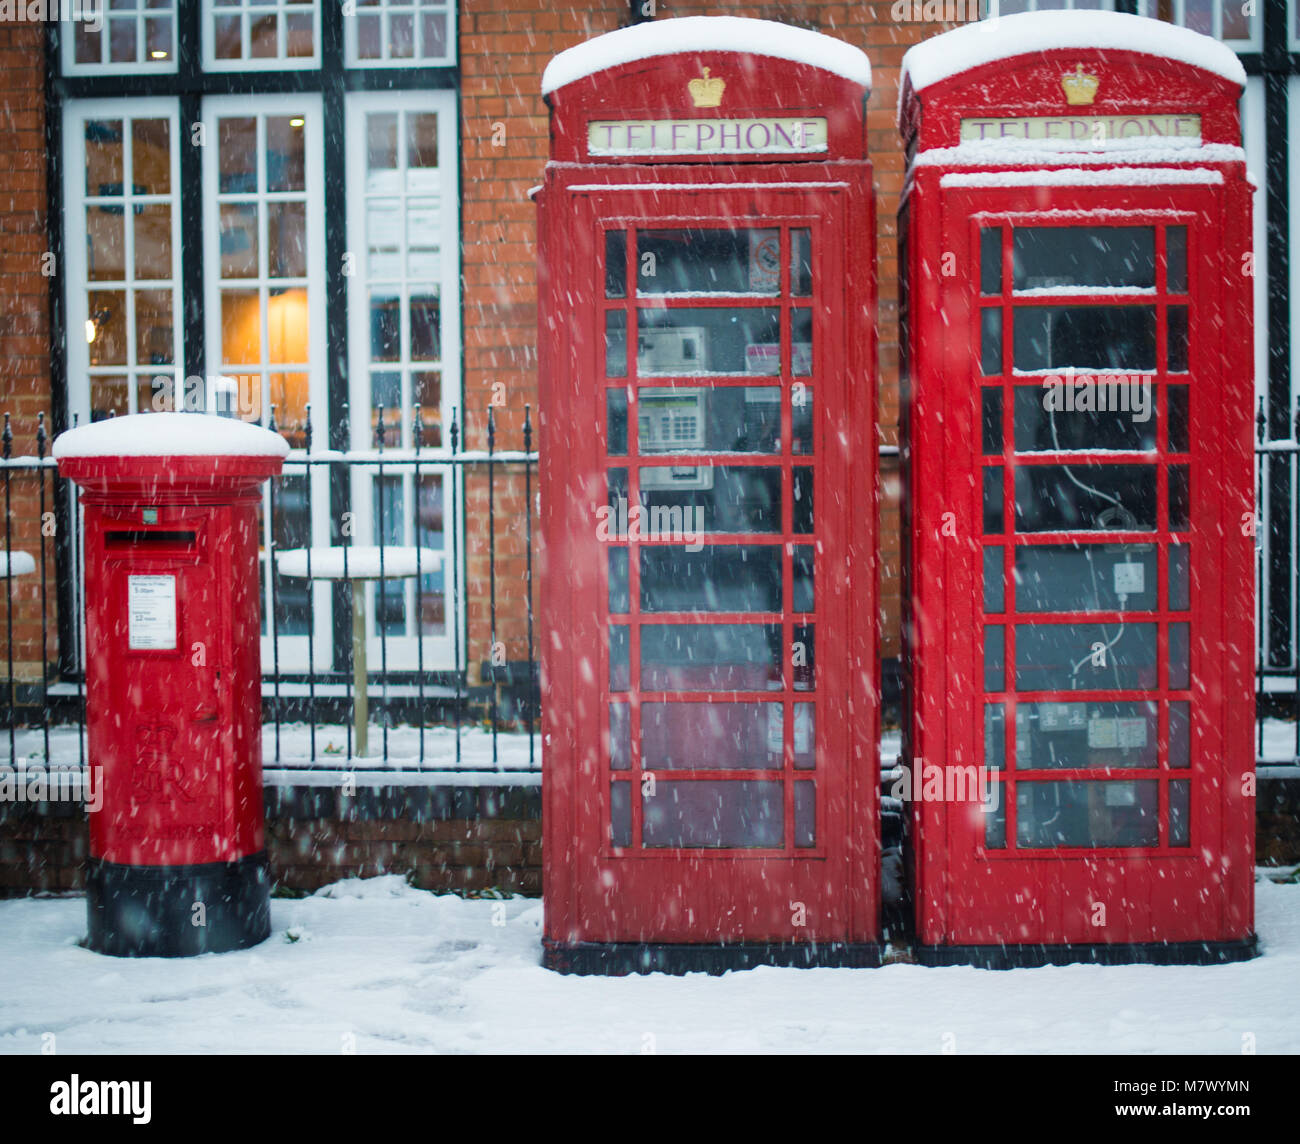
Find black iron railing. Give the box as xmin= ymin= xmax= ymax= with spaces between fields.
xmin=1 ymin=406 xmax=540 ymax=774
xmin=2 ymin=411 xmax=1298 ymax=768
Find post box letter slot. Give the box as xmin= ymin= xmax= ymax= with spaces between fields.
xmin=106 ymin=530 xmax=198 ymax=547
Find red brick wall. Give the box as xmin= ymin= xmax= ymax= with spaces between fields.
xmin=0 ymin=23 xmax=53 ymax=684
xmin=456 ymin=1 xmax=973 ymax=669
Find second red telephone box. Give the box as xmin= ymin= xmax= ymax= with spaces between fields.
xmin=536 ymin=17 xmax=879 ymax=974
xmin=899 ymin=11 xmax=1257 ymax=966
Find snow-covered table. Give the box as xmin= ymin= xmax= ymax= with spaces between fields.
xmin=276 ymin=546 xmax=442 ymax=758
xmin=0 ymin=551 xmax=35 ymax=579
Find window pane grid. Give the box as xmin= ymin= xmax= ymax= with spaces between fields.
xmin=205 ymin=0 xmax=320 ymax=69
xmin=346 ymin=0 xmax=455 ymax=66
xmin=66 ymin=3 xmax=179 ymax=74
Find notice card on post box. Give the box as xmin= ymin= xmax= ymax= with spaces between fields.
xmin=128 ymin=574 xmax=177 ymax=651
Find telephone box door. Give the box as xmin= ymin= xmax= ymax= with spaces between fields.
xmin=556 ymin=181 xmax=876 ymax=948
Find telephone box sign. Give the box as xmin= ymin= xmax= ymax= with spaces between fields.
xmin=960 ymin=115 xmax=1200 ymax=143
xmin=588 ymin=117 xmax=829 ymax=157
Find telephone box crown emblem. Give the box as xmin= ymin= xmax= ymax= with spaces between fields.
xmin=688 ymin=67 xmax=725 ymax=108
xmin=1061 ymin=64 xmax=1100 ymax=105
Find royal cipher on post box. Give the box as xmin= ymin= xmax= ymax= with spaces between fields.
xmin=55 ymin=413 xmax=287 ymax=957
xmin=898 ymin=11 xmax=1257 ymax=966
xmin=536 ymin=17 xmax=878 ymax=974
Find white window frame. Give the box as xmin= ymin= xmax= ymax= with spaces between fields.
xmin=60 ymin=5 xmax=180 ymax=77
xmin=202 ymin=93 xmax=331 ymax=673
xmin=343 ymin=0 xmax=457 ymax=68
xmin=63 ymin=97 xmax=183 ymax=426
xmin=1135 ymin=0 xmax=1261 ymax=50
xmin=202 ymin=0 xmax=322 ymax=72
xmin=1242 ymin=76 xmax=1266 ymax=411
xmin=345 ymin=89 xmax=461 ymax=671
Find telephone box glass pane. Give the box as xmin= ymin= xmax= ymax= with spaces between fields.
xmin=1015 ymin=623 xmax=1158 ymax=691
xmin=795 ymin=782 xmax=815 ymax=848
xmin=794 ymin=703 xmax=815 ymax=768
xmin=1014 ymin=306 xmax=1157 ymax=372
xmin=984 ymin=788 xmax=1007 ymax=849
xmin=793 ymin=467 xmax=814 ymax=535
xmin=793 ymin=624 xmax=815 ymax=691
xmin=1168 ymin=465 xmax=1190 ymax=531
xmin=792 ymin=308 xmax=812 ymax=376
xmin=642 ymin=780 xmax=784 ymax=848
xmin=1167 ymin=227 xmax=1187 ymax=293
xmin=1169 ymin=544 xmax=1190 ymax=610
xmin=637 ymin=386 xmax=780 ymax=453
xmin=605 ymin=230 xmax=626 ymax=298
xmin=981 ymin=308 xmax=1003 ymax=376
xmin=1013 ymin=383 xmax=1156 ymax=452
xmin=607 ymin=389 xmax=628 ymax=454
xmin=642 ymin=702 xmax=782 ymax=769
xmin=638 ymin=466 xmax=781 ymax=532
xmin=982 ymin=388 xmax=1003 ymax=455
xmin=1015 ymin=701 xmax=1158 ymax=769
xmin=609 ymin=702 xmax=630 ymax=770
xmin=610 ymin=782 xmax=632 ymax=847
xmin=1016 ymin=780 xmax=1158 ymax=848
xmin=610 ymin=625 xmax=629 ymax=691
xmin=793 ymin=389 xmax=813 ymax=454
xmin=636 ymin=228 xmax=780 ymax=296
xmin=985 ymin=625 xmax=1005 ymax=691
xmin=605 ymin=310 xmax=627 ymax=378
xmin=1168 ymin=386 xmax=1189 ymax=452
xmin=983 ymin=547 xmax=1004 ymax=613
xmin=640 ymin=546 xmax=782 ymax=613
xmin=980 ymin=228 xmax=1002 ymax=296
xmin=985 ymin=703 xmax=1005 ymax=770
xmin=984 ymin=466 xmax=1004 ymax=534
xmin=1169 ymin=622 xmax=1190 ymax=689
xmin=1170 ymin=700 xmax=1191 ymax=768
xmin=1169 ymin=779 xmax=1190 ymax=846
xmin=791 ymin=229 xmax=812 ymax=296
xmin=640 ymin=623 xmax=781 ymax=691
xmin=1014 ymin=466 xmax=1157 ymax=532
xmin=1012 ymin=227 xmax=1155 ymax=290
xmin=1014 ymin=544 xmax=1158 ymax=612
xmin=637 ymin=308 xmax=782 ymax=376
xmin=794 ymin=546 xmax=815 ymax=613
xmin=608 ymin=548 xmax=629 ymax=613
xmin=1167 ymin=306 xmax=1189 ymax=373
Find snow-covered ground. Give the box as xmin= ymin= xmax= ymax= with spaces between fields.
xmin=0 ymin=875 xmax=1295 ymax=1054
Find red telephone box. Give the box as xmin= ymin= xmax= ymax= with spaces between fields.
xmin=898 ymin=11 xmax=1257 ymax=966
xmin=536 ymin=17 xmax=879 ymax=973
xmin=55 ymin=413 xmax=287 ymax=957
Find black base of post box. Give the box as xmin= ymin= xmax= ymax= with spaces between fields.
xmin=542 ymin=939 xmax=884 ymax=976
xmin=85 ymin=851 xmax=272 ymax=958
xmin=914 ymin=936 xmax=1259 ymax=970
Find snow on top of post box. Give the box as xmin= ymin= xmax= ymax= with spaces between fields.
xmin=53 ymin=412 xmax=290 ymax=460
xmin=541 ymin=16 xmax=871 ymax=97
xmin=901 ymin=10 xmax=1246 ymax=97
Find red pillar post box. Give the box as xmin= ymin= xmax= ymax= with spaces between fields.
xmin=898 ymin=11 xmax=1257 ymax=966
xmin=536 ymin=17 xmax=879 ymax=974
xmin=54 ymin=413 xmax=287 ymax=957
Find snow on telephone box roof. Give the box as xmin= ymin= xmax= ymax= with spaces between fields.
xmin=53 ymin=412 xmax=290 ymax=460
xmin=541 ymin=16 xmax=872 ymax=97
xmin=900 ymin=10 xmax=1246 ymax=110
